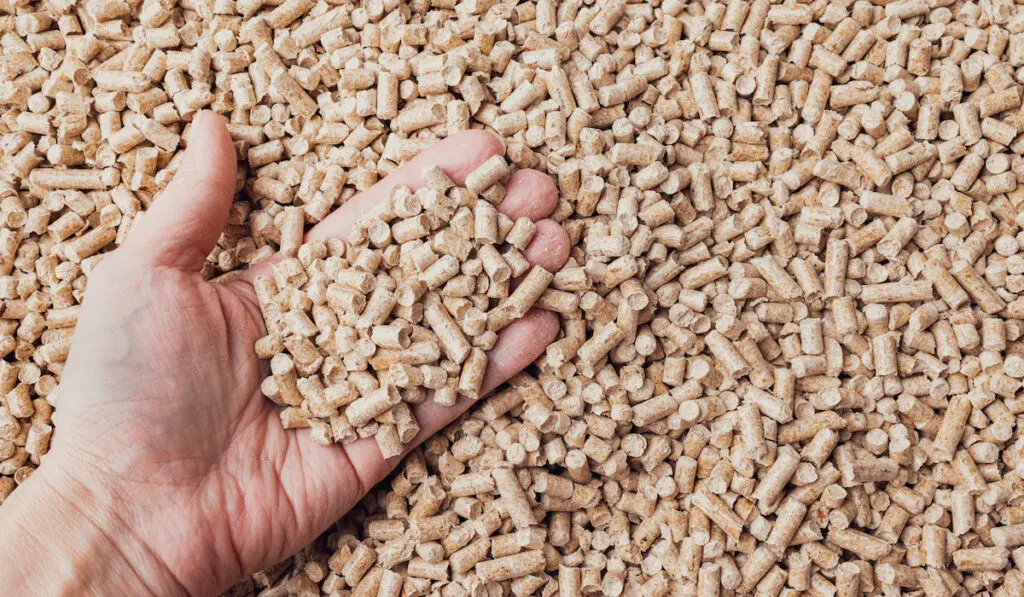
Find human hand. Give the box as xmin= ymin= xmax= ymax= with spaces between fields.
xmin=0 ymin=112 xmax=569 ymax=596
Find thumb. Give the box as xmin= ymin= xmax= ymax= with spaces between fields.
xmin=127 ymin=110 xmax=238 ymax=271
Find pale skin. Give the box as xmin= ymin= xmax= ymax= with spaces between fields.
xmin=0 ymin=111 xmax=569 ymax=596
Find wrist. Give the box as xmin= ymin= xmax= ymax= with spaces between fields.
xmin=0 ymin=455 xmax=188 ymax=597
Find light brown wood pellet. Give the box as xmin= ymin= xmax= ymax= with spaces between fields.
xmin=3 ymin=0 xmax=1024 ymax=595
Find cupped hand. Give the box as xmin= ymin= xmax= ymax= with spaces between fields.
xmin=0 ymin=112 xmax=568 ymax=596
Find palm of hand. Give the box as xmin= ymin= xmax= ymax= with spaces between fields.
xmin=57 ymin=263 xmax=368 ymax=590
xmin=39 ymin=114 xmax=569 ymax=596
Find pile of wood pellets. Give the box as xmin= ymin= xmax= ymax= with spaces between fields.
xmin=5 ymin=0 xmax=1024 ymax=593
xmin=255 ymin=156 xmax=559 ymax=458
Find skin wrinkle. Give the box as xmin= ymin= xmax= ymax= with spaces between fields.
xmin=44 ymin=469 xmax=178 ymax=597
xmin=176 ymin=485 xmax=228 ymax=593
xmin=209 ymin=290 xmax=262 ymax=406
xmin=208 ymin=437 xmax=259 ymax=586
xmin=221 ymin=467 xmax=272 ymax=589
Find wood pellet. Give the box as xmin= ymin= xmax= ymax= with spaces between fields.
xmin=3 ymin=0 xmax=1024 ymax=595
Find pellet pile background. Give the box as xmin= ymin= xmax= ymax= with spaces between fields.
xmin=4 ymin=0 xmax=1024 ymax=593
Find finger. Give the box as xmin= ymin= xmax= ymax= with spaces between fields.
xmin=524 ymin=220 xmax=571 ymax=273
xmin=306 ymin=130 xmax=504 ymax=243
xmin=497 ymin=169 xmax=559 ymax=221
xmin=492 ymin=169 xmax=566 ymax=271
xmin=339 ymin=309 xmax=561 ymax=489
xmin=125 ymin=111 xmax=238 ymax=271
xmin=447 ymin=310 xmax=561 ymax=408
